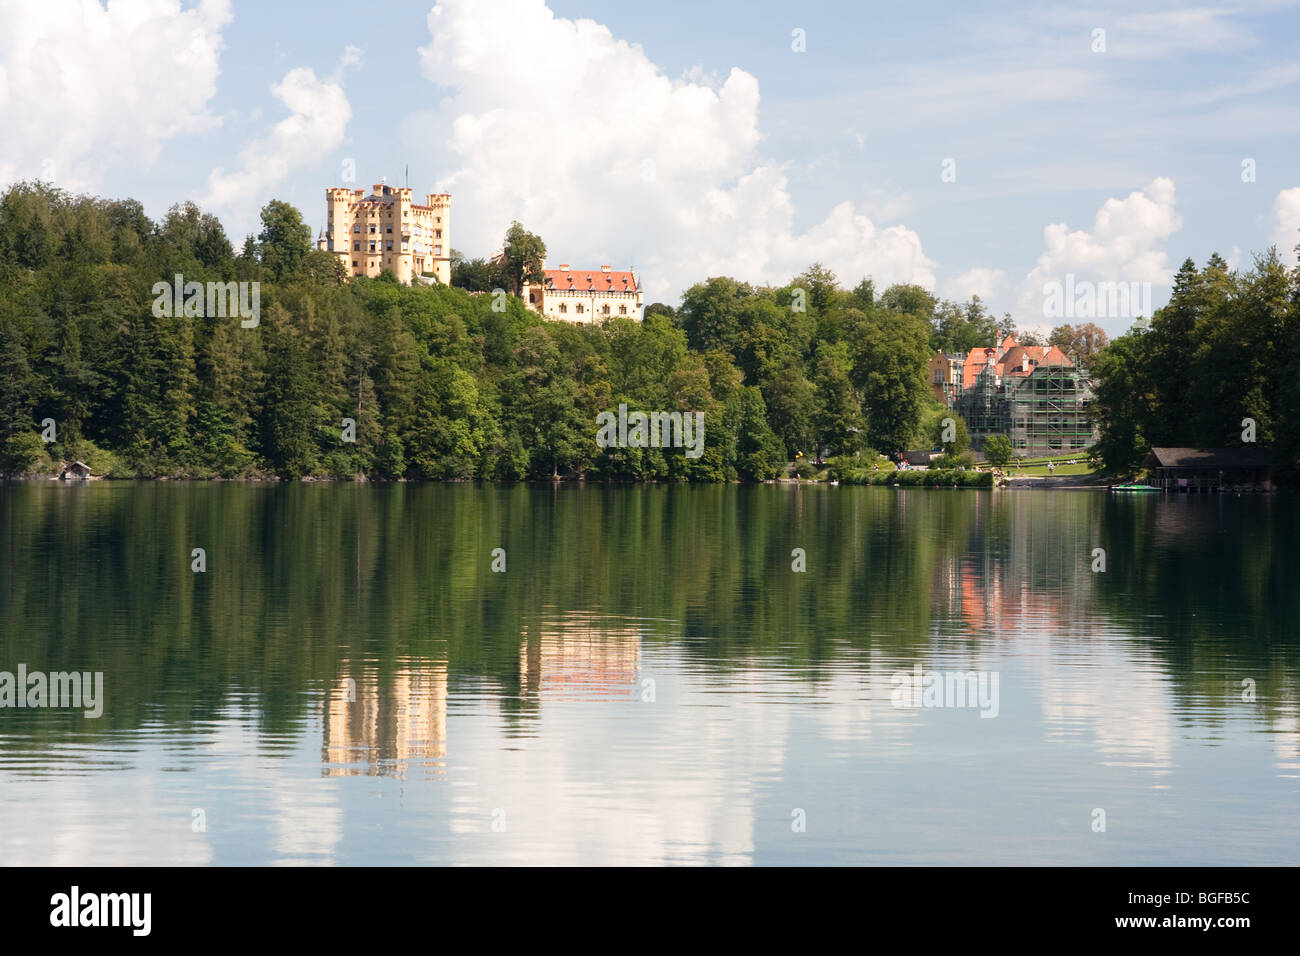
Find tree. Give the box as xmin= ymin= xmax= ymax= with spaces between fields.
xmin=258 ymin=306 xmax=319 ymax=478
xmin=850 ymin=308 xmax=931 ymax=456
xmin=1049 ymin=322 xmax=1109 ymax=366
xmin=1090 ymin=333 xmax=1153 ymax=471
xmin=794 ymin=263 xmax=841 ymax=316
xmin=256 ymin=200 xmax=313 ymax=282
xmin=928 ymin=413 xmax=970 ymax=456
xmin=497 ymin=222 xmax=546 ymax=297
xmin=932 ymin=296 xmax=999 ymax=354
xmin=450 ymin=249 xmax=500 ymax=292
xmin=879 ymin=283 xmax=936 ymax=322
xmin=983 ymin=434 xmax=1013 ymax=466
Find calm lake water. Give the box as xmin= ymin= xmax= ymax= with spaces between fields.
xmin=1 ymin=482 xmax=1297 ymax=865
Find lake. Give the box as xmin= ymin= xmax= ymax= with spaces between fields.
xmin=1 ymin=482 xmax=1297 ymax=865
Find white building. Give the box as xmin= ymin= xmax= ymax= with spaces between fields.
xmin=526 ymin=264 xmax=643 ymax=322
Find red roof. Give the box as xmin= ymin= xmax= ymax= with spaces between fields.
xmin=544 ymin=268 xmax=638 ymax=292
xmin=961 ymin=339 xmax=1072 ymax=387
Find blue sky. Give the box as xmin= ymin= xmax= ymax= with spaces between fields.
xmin=2 ymin=0 xmax=1298 ymax=334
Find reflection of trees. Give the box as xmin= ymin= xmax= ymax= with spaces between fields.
xmin=1 ymin=483 xmax=1296 ymax=748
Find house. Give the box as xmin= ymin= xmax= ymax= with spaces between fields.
xmin=525 ymin=263 xmax=643 ymax=322
xmin=926 ymin=351 xmax=965 ymax=404
xmin=1143 ymin=447 xmax=1273 ymax=492
xmin=951 ymin=335 xmax=1098 ymax=456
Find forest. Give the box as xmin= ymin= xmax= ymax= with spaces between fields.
xmin=0 ymin=181 xmax=985 ymax=481
xmin=1091 ymin=250 xmax=1300 ymax=484
xmin=1 ymin=180 xmax=1297 ymax=484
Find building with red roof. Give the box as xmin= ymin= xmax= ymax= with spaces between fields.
xmin=946 ymin=335 xmax=1098 ymax=456
xmin=525 ymin=262 xmax=644 ymax=322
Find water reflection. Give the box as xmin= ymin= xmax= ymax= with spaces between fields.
xmin=322 ymin=665 xmax=447 ymax=779
xmin=0 ymin=482 xmax=1297 ymax=864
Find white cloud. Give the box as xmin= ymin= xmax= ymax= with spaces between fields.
xmin=338 ymin=44 xmax=364 ymax=74
xmin=944 ymin=267 xmax=1005 ymax=302
xmin=1019 ymin=177 xmax=1183 ymax=328
xmin=1272 ymin=187 xmax=1300 ymax=266
xmin=0 ymin=0 xmax=231 ymax=191
xmin=1110 ymin=7 xmax=1257 ymax=58
xmin=418 ymin=0 xmax=935 ymax=302
xmin=202 ymin=66 xmax=352 ymax=217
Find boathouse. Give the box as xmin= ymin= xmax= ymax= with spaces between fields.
xmin=1143 ymin=447 xmax=1273 ymax=492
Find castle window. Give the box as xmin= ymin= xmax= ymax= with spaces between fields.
xmin=576 ymin=304 xmax=584 ymax=314
xmin=353 ymin=241 xmax=360 ymax=251
xmin=353 ymin=224 xmax=360 ymax=233
xmin=619 ymin=305 xmax=627 ymax=315
xmin=435 ymin=230 xmax=442 ymax=239
xmin=386 ymin=241 xmax=393 ymax=251
xmin=602 ymin=305 xmax=610 ymax=315
xmin=559 ymin=303 xmax=567 ymax=314
xmin=434 ymin=245 xmax=441 ymax=255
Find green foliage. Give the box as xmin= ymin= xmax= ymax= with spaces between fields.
xmin=256 ymin=199 xmax=312 ymax=282
xmin=837 ymin=466 xmax=992 ymax=488
xmin=497 ymin=222 xmax=546 ymax=297
xmin=0 ymin=181 xmax=990 ymax=483
xmin=1 ymin=431 xmax=48 ymax=475
xmin=983 ymin=434 xmax=1014 ymax=466
xmin=1090 ymin=250 xmax=1300 ymax=481
xmin=927 ymin=412 xmax=970 ymax=456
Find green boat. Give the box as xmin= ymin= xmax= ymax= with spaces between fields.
xmin=1109 ymin=483 xmax=1162 ymax=492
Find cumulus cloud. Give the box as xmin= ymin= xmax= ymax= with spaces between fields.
xmin=1019 ymin=177 xmax=1183 ymax=328
xmin=202 ymin=66 xmax=352 ymax=216
xmin=0 ymin=0 xmax=231 ymax=191
xmin=418 ymin=0 xmax=934 ymax=302
xmin=943 ymin=267 xmax=1005 ymax=303
xmin=1272 ymin=187 xmax=1300 ymax=266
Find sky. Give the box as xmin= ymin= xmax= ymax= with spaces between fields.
xmin=1 ymin=0 xmax=1298 ymax=336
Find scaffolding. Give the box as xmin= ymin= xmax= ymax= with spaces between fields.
xmin=1006 ymin=364 xmax=1095 ymax=454
xmin=955 ymin=361 xmax=1097 ymax=456
xmin=955 ymin=364 xmax=1009 ymax=437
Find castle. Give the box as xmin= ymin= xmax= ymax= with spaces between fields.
xmin=319 ymin=179 xmax=642 ymax=322
xmin=318 ymin=181 xmax=451 ymax=285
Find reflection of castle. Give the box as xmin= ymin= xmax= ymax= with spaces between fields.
xmin=322 ymin=665 xmax=447 ymax=779
xmin=519 ymin=610 xmax=642 ymax=700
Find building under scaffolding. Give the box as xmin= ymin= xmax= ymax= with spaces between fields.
xmin=953 ymin=353 xmax=1097 ymax=457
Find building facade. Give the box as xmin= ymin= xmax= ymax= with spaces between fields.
xmin=525 ymin=264 xmax=643 ymax=322
xmin=926 ymin=350 xmax=965 ymax=404
xmin=948 ymin=335 xmax=1099 ymax=457
xmin=319 ymin=182 xmax=451 ymax=284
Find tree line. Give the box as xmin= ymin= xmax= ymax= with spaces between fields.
xmin=2 ymin=180 xmax=1295 ymax=483
xmin=1091 ymin=251 xmax=1300 ymax=483
xmin=0 ymin=182 xmax=995 ymax=481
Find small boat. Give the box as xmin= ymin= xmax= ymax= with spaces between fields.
xmin=1109 ymin=483 xmax=1161 ymax=492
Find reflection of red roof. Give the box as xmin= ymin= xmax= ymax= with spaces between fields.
xmin=544 ymin=268 xmax=638 ymax=292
